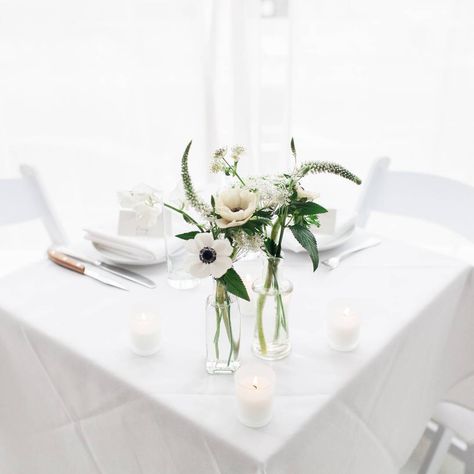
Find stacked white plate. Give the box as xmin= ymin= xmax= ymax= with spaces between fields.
xmin=83 ymin=227 xmax=167 ymax=265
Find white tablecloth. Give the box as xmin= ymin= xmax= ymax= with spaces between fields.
xmin=0 ymin=239 xmax=473 ymax=474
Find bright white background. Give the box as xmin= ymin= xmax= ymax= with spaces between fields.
xmin=0 ymin=0 xmax=473 ymax=273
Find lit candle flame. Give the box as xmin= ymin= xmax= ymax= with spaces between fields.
xmin=252 ymin=376 xmax=258 ymax=390
xmin=343 ymin=307 xmax=351 ymax=317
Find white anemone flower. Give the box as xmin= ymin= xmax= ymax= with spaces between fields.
xmin=215 ymin=188 xmax=257 ymax=228
xmin=185 ymin=233 xmax=233 ymax=278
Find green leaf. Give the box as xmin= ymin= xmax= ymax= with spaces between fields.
xmin=211 ymin=195 xmax=215 ymax=209
xmin=306 ymin=214 xmax=320 ymax=226
xmin=264 ymin=238 xmax=277 ymax=256
xmin=219 ymin=267 xmax=250 ymax=301
xmin=241 ymin=220 xmax=260 ymax=230
xmin=254 ymin=209 xmax=273 ymax=219
xmin=239 ymin=217 xmax=271 ymax=236
xmin=312 ymin=203 xmax=328 ymax=214
xmin=175 ymin=231 xmax=199 ymax=240
xmin=242 ymin=227 xmax=256 ymax=236
xmin=182 ymin=213 xmax=196 ymax=225
xmin=292 ymin=201 xmax=328 ymax=216
xmin=290 ymin=224 xmax=319 ymax=271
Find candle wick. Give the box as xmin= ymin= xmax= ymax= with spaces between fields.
xmin=252 ymin=384 xmax=258 ymax=390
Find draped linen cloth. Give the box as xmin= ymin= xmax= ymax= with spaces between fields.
xmin=0 ymin=239 xmax=473 ymax=473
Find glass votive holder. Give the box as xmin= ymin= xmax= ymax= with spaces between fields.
xmin=129 ymin=311 xmax=161 ymax=356
xmin=239 ymin=273 xmax=256 ymax=316
xmin=234 ymin=363 xmax=276 ymax=428
xmin=326 ymin=299 xmax=361 ymax=352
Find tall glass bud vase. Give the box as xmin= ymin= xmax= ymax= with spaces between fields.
xmin=253 ymin=257 xmax=293 ymax=360
xmin=163 ymin=190 xmax=200 ymax=290
xmin=206 ymin=280 xmax=241 ymax=374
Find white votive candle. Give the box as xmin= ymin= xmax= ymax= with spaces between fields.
xmin=239 ymin=274 xmax=255 ymax=316
xmin=326 ymin=304 xmax=361 ymax=352
xmin=129 ymin=312 xmax=161 ymax=356
xmin=235 ymin=363 xmax=276 ymax=428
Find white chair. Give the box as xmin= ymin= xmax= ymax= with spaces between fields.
xmin=0 ymin=164 xmax=67 ymax=245
xmin=419 ymin=402 xmax=474 ymax=474
xmin=357 ymin=157 xmax=474 ymax=473
xmin=357 ymin=157 xmax=474 ymax=241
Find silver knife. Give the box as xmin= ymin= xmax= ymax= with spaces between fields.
xmin=48 ymin=249 xmax=129 ymax=291
xmin=56 ymin=248 xmax=156 ymax=289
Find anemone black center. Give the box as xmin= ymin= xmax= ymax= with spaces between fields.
xmin=199 ymin=247 xmax=217 ymax=264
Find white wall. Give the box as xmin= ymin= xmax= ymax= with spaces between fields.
xmin=291 ymin=0 xmax=474 ymax=199
xmin=0 ymin=0 xmax=473 ymax=273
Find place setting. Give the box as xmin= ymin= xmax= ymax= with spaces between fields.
xmin=46 ymin=138 xmax=390 ymax=431
xmin=46 ymin=184 xmax=167 ymax=291
xmin=40 ymin=138 xmax=380 ymax=424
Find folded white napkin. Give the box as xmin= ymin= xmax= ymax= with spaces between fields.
xmin=83 ymin=227 xmax=166 ymax=264
xmin=282 ymin=210 xmax=357 ymax=253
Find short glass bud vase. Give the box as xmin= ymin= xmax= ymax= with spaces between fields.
xmin=206 ymin=280 xmax=241 ymax=374
xmin=253 ymin=256 xmax=293 ymax=360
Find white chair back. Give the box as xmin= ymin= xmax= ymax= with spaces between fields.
xmin=357 ymin=157 xmax=474 ymax=241
xmin=0 ymin=164 xmax=67 ymax=245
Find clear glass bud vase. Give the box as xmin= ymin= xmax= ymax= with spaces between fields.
xmin=253 ymin=256 xmax=293 ymax=360
xmin=206 ymin=280 xmax=241 ymax=374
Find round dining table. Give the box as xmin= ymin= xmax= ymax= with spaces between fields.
xmin=0 ymin=234 xmax=472 ymax=474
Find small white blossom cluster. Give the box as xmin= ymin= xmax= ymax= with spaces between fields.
xmin=232 ymin=230 xmax=264 ymax=253
xmin=210 ymin=145 xmax=245 ymax=174
xmin=230 ymin=145 xmax=245 ymax=163
xmin=210 ymin=147 xmax=227 ymax=174
xmin=244 ymin=176 xmax=292 ymax=210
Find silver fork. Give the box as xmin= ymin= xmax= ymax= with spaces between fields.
xmin=322 ymin=237 xmax=382 ymax=270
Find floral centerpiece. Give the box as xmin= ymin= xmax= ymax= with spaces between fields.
xmin=250 ymin=140 xmax=361 ymax=359
xmin=166 ymin=139 xmax=361 ymax=371
xmin=164 ymin=141 xmax=270 ymax=374
xmin=207 ymin=139 xmax=362 ymax=360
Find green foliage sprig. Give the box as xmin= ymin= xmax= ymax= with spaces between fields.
xmin=263 ymin=139 xmax=362 ymax=271
xmin=293 ymin=161 xmax=362 ymax=185
xmin=181 ymin=141 xmax=213 ymax=218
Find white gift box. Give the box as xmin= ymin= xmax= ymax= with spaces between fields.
xmin=117 ymin=210 xmax=163 ymax=238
